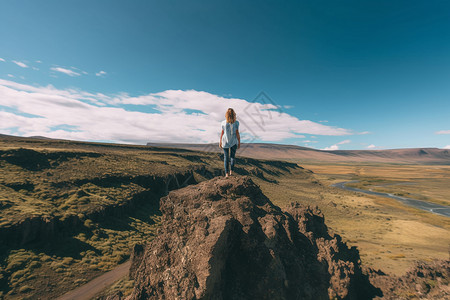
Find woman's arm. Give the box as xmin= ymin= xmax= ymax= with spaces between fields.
xmin=219 ymin=130 xmax=224 ymax=148
xmin=236 ymin=129 xmax=240 ymax=149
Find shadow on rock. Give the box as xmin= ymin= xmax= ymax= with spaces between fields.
xmin=126 ymin=176 xmax=380 ymax=300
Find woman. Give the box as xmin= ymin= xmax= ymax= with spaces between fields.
xmin=220 ymin=108 xmax=240 ymax=177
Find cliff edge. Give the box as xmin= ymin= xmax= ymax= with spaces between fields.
xmin=127 ymin=176 xmax=378 ymax=299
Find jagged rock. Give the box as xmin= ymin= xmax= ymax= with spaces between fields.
xmin=128 ymin=176 xmax=377 ymax=299
xmin=367 ymin=260 xmax=450 ymax=299
xmin=130 ymin=243 xmax=145 ymax=280
xmin=105 ymin=291 xmax=123 ymax=300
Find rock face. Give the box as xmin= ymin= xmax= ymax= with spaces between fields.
xmin=366 ymin=260 xmax=450 ymax=299
xmin=128 ymin=176 xmax=378 ymax=299
xmin=0 ymin=171 xmax=198 ymax=247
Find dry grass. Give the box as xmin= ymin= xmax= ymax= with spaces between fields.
xmin=0 ymin=137 xmax=222 ymax=298
xmin=0 ymin=200 xmax=161 ymax=299
xmin=0 ymin=136 xmax=300 ymax=299
xmin=258 ymin=162 xmax=450 ymax=276
xmin=302 ymin=163 xmax=450 ymax=206
xmin=92 ymin=277 xmax=135 ymax=299
xmin=2 ymin=135 xmax=449 ymax=297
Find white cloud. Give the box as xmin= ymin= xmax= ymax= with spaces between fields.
xmin=0 ymin=79 xmax=353 ymax=145
xmin=36 ymin=60 xmax=42 ymax=63
xmin=444 ymin=145 xmax=450 ymax=149
xmin=7 ymin=74 xmax=14 ymax=78
xmin=303 ymin=140 xmax=318 ymax=143
xmin=96 ymin=70 xmax=107 ymax=77
xmin=436 ymin=130 xmax=450 ymax=135
xmin=0 ymin=58 xmax=5 ymax=62
xmin=70 ymin=66 xmax=88 ymax=75
xmin=50 ymin=67 xmax=81 ymax=77
xmin=319 ymin=120 xmax=328 ymax=123
xmin=358 ymin=131 xmax=371 ymax=135
xmin=322 ymin=144 xmax=339 ymax=151
xmin=338 ymin=139 xmax=351 ymax=145
xmin=32 ymin=67 xmax=39 ymax=71
xmin=367 ymin=144 xmax=376 ymax=149
xmin=12 ymin=60 xmax=29 ymax=68
xmin=322 ymin=139 xmax=351 ymax=151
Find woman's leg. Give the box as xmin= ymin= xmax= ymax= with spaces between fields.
xmin=230 ymin=144 xmax=237 ymax=173
xmin=223 ymin=147 xmax=230 ymax=175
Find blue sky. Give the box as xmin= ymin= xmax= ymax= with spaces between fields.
xmin=1 ymin=0 xmax=449 ymax=150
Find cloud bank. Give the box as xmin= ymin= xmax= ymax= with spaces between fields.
xmin=0 ymin=79 xmax=352 ymax=144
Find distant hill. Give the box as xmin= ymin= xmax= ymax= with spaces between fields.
xmin=147 ymin=142 xmax=450 ymax=164
xmin=28 ymin=135 xmax=54 ymax=140
xmin=0 ymin=133 xmax=55 ymax=140
xmin=2 ymin=133 xmax=447 ymax=164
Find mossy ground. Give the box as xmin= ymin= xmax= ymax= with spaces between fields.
xmin=0 ymin=137 xmax=217 ymax=298
xmin=1 ymin=136 xmax=448 ymax=298
xmin=0 ymin=198 xmax=161 ymax=299
xmin=0 ymin=136 xmax=300 ymax=299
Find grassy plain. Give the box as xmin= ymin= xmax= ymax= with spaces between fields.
xmin=1 ymin=135 xmax=449 ymax=298
xmin=303 ymin=163 xmax=450 ymax=206
xmin=0 ymin=136 xmax=208 ymax=299
xmin=261 ymin=162 xmax=450 ymax=276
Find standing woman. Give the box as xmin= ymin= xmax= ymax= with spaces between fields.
xmin=220 ymin=108 xmax=240 ymax=177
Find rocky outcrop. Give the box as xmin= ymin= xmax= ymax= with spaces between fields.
xmin=366 ymin=260 xmax=450 ymax=299
xmin=128 ymin=176 xmax=378 ymax=299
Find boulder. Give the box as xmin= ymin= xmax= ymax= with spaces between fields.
xmin=128 ymin=176 xmax=377 ymax=299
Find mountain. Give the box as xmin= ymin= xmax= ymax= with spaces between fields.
xmin=147 ymin=142 xmax=450 ymax=164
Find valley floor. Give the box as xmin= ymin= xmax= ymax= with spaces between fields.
xmin=257 ymin=162 xmax=450 ymax=276
xmin=1 ymin=135 xmax=448 ymax=298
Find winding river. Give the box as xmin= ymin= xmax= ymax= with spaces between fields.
xmin=332 ymin=180 xmax=450 ymax=218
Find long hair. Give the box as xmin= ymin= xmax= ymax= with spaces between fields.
xmin=225 ymin=108 xmax=236 ymax=124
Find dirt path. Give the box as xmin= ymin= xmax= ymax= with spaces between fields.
xmin=56 ymin=260 xmax=131 ymax=300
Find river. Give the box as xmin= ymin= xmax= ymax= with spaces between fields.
xmin=332 ymin=180 xmax=450 ymax=218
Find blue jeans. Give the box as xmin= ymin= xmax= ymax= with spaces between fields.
xmin=223 ymin=144 xmax=237 ymax=174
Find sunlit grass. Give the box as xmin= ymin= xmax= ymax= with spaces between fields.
xmin=0 ymin=136 xmax=298 ymax=298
